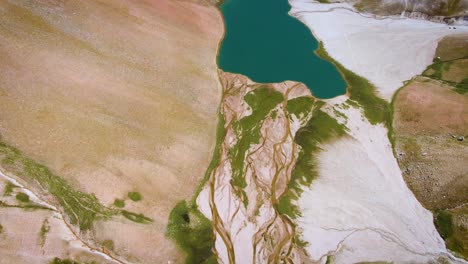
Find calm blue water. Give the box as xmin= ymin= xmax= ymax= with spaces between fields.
xmin=218 ymin=0 xmax=346 ymax=99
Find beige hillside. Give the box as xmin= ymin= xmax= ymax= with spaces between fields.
xmin=393 ymin=34 xmax=468 ymax=259
xmin=0 ymin=0 xmax=222 ymax=262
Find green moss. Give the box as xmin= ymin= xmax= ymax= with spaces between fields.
xmin=0 ymin=200 xmax=51 ymax=210
xmin=454 ymin=78 xmax=468 ymax=95
xmin=167 ymin=201 xmax=216 ymax=264
xmin=15 ymin=192 xmax=29 ymax=203
xmin=192 ymin=110 xmax=226 ymax=205
xmin=435 ymin=211 xmax=454 ymax=239
xmin=0 ymin=223 xmax=3 ymax=234
xmin=40 ymin=218 xmax=50 ymax=246
xmin=167 ymin=96 xmax=228 ymax=263
xmin=422 ymin=58 xmax=468 ymax=95
xmin=271 ymin=109 xmax=278 ymax=120
xmin=127 ymin=191 xmax=142 ymax=202
xmin=433 ymin=210 xmax=468 ymax=258
xmin=278 ymin=107 xmax=347 ymax=218
xmin=121 ymin=210 xmax=152 ymax=224
xmin=3 ymin=181 xmax=17 ymax=196
xmin=0 ymin=141 xmax=117 ymax=230
xmin=229 ymin=86 xmax=284 ymax=203
xmin=423 ymin=60 xmax=448 ymax=79
xmin=49 ymin=258 xmax=96 ymax=264
xmin=286 ymin=96 xmax=315 ymax=118
xmin=101 ymin=239 xmax=115 ymax=251
xmin=113 ymin=198 xmax=125 ymax=208
xmin=315 ymin=42 xmax=391 ymax=127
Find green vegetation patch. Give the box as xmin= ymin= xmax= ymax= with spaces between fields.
xmin=121 ymin=210 xmax=152 ymax=224
xmin=423 ymin=58 xmax=468 ymax=95
xmin=435 ymin=211 xmax=454 ymax=239
xmin=316 ymin=42 xmax=391 ymax=127
xmin=229 ymin=86 xmax=284 ymax=204
xmin=434 ymin=209 xmax=468 ymax=258
xmin=127 ymin=191 xmax=142 ymax=202
xmin=3 ymin=181 xmax=17 ymax=196
xmin=0 ymin=141 xmax=115 ymax=230
xmin=192 ymin=111 xmax=226 ymax=204
xmin=286 ymin=96 xmax=315 ymax=118
xmin=101 ymin=239 xmax=115 ymax=251
xmin=167 ymin=200 xmax=216 ymax=264
xmin=168 ymin=103 xmax=226 ymax=263
xmin=40 ymin=218 xmax=50 ymax=246
xmin=454 ymin=78 xmax=468 ymax=95
xmin=423 ymin=59 xmax=450 ymax=80
xmin=0 ymin=141 xmax=148 ymax=230
xmin=278 ymin=107 xmax=347 ymax=218
xmin=49 ymin=258 xmax=97 ymax=264
xmin=0 ymin=200 xmax=51 ymax=211
xmin=113 ymin=198 xmax=125 ymax=208
xmin=15 ymin=192 xmax=29 ymax=203
xmin=0 ymin=223 xmax=3 ymax=234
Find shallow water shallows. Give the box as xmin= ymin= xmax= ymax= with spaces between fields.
xmin=218 ymin=0 xmax=346 ymax=99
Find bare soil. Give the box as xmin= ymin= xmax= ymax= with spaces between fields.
xmin=394 ymin=78 xmax=468 ymax=210
xmin=0 ymin=0 xmax=223 ymax=262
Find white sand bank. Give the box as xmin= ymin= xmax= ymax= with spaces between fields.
xmin=296 ymin=98 xmax=456 ymax=263
xmin=0 ymin=169 xmax=120 ymax=264
xmin=289 ymin=0 xmax=468 ymax=100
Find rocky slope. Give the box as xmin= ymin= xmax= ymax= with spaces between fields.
xmin=326 ymin=0 xmax=468 ymax=24
xmin=342 ymin=0 xmax=468 ymax=16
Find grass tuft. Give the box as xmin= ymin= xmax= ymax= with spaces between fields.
xmin=3 ymin=181 xmax=17 ymax=196
xmin=15 ymin=192 xmax=29 ymax=203
xmin=40 ymin=218 xmax=50 ymax=246
xmin=121 ymin=210 xmax=152 ymax=224
xmin=113 ymin=199 xmax=125 ymax=208
xmin=127 ymin=192 xmax=142 ymax=202
xmin=0 ymin=141 xmax=150 ymax=230
xmin=166 ymin=200 xmax=216 ymax=264
xmin=229 ymin=86 xmax=284 ymax=204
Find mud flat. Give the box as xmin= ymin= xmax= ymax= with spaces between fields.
xmin=296 ymin=99 xmax=452 ymax=263
xmin=289 ymin=0 xmax=468 ymax=100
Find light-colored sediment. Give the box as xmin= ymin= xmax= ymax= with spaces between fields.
xmin=197 ymin=72 xmax=312 ymax=264
xmin=0 ymin=170 xmax=118 ymax=264
xmin=296 ymin=98 xmax=458 ymax=263
xmin=289 ymin=0 xmax=468 ymax=100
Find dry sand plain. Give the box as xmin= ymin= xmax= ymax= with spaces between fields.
xmin=0 ymin=0 xmax=223 ymax=262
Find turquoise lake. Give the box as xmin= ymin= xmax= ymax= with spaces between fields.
xmin=218 ymin=0 xmax=346 ymax=99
